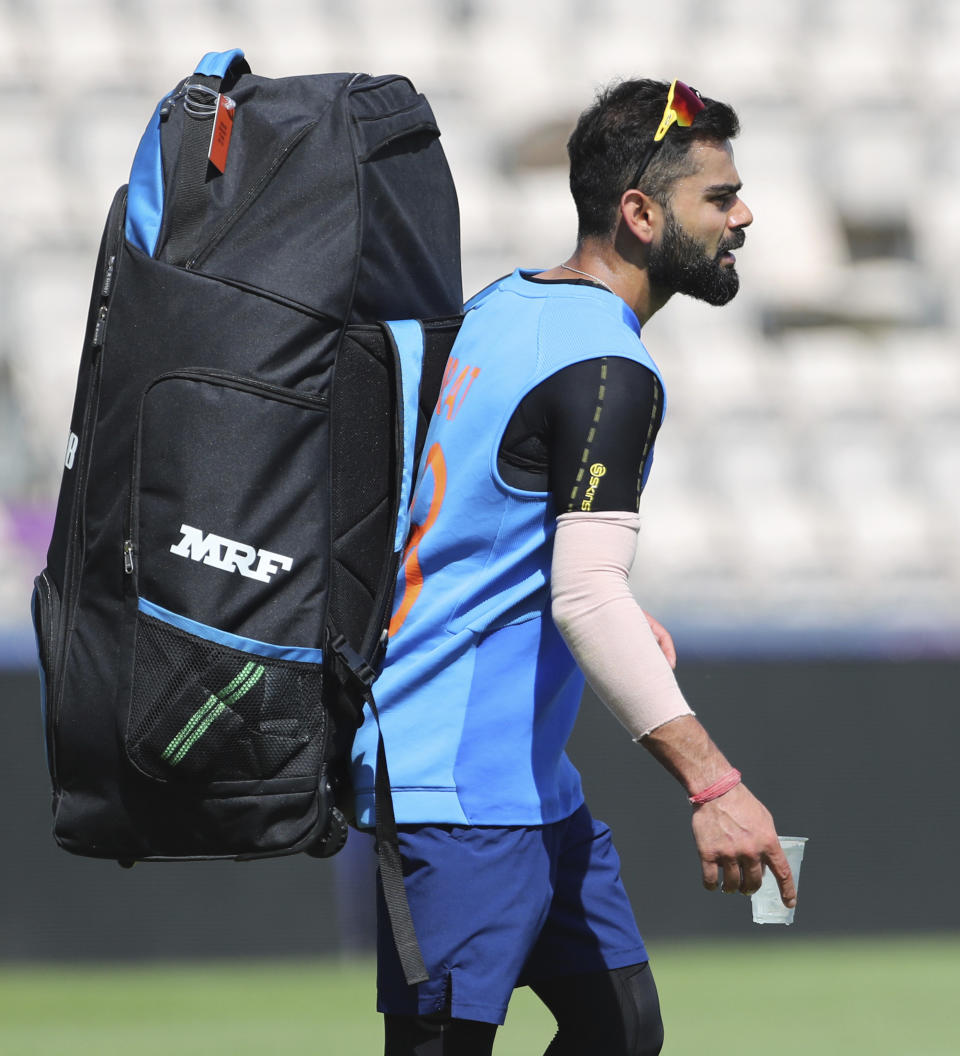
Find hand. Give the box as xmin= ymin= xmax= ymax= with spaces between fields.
xmin=691 ymin=783 xmax=797 ymax=906
xmin=643 ymin=610 xmax=676 ymax=669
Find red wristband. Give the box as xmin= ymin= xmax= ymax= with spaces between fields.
xmin=688 ymin=768 xmax=741 ymax=805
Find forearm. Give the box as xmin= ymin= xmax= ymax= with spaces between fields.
xmin=550 ymin=512 xmax=794 ymax=905
xmin=640 ymin=713 xmax=735 ymax=796
xmin=643 ymin=713 xmax=796 ymax=903
xmin=551 ymin=511 xmax=693 ymax=740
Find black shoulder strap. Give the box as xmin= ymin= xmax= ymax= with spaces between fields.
xmin=162 ymin=73 xmax=220 ymax=267
xmin=330 ymin=634 xmax=428 ymax=985
xmin=324 ymin=317 xmax=463 ymax=986
xmin=364 ymin=316 xmax=463 ymax=985
xmin=417 ymin=316 xmax=464 ymax=462
xmin=372 ymin=703 xmax=428 ymax=983
xmin=163 ymin=54 xmax=250 ymax=266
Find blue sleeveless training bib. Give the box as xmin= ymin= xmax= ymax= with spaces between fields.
xmin=352 ymin=270 xmax=665 ymax=826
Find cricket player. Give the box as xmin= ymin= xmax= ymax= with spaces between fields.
xmin=352 ymin=77 xmax=797 ymax=1056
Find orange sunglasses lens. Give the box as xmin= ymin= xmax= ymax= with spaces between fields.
xmin=631 ymin=79 xmax=708 ymax=188
xmin=653 ymin=80 xmax=705 ymax=142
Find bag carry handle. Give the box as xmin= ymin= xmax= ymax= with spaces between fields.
xmin=352 ymin=95 xmax=441 ymax=163
xmin=194 ymin=49 xmax=250 ymax=84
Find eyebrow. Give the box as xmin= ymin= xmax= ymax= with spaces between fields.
xmin=703 ymin=182 xmax=742 ymax=197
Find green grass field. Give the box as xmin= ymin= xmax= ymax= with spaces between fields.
xmin=0 ymin=934 xmax=956 ymax=1055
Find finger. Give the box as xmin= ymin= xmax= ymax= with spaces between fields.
xmin=701 ymin=857 xmax=720 ymax=892
xmin=657 ymin=629 xmax=677 ymax=670
xmin=739 ymin=856 xmax=764 ymax=896
xmin=643 ymin=611 xmax=677 ymax=669
xmin=765 ymin=844 xmax=798 ymax=907
xmin=721 ymin=858 xmax=742 ymax=895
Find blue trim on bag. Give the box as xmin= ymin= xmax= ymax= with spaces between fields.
xmin=386 ymin=320 xmax=426 ymax=553
xmin=125 ymin=98 xmax=166 ymax=255
xmin=195 ymin=48 xmax=245 ymax=77
xmin=125 ymin=50 xmax=246 ymax=255
xmin=138 ymin=598 xmax=323 ymax=664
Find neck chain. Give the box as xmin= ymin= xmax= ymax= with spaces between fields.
xmin=560 ymin=263 xmax=615 ymax=294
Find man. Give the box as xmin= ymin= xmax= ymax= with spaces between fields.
xmin=352 ymin=78 xmax=796 ymax=1056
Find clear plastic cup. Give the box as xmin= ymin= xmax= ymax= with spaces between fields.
xmin=751 ymin=836 xmax=807 ymax=925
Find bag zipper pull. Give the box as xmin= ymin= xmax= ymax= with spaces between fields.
xmin=123 ymin=540 xmax=135 ymax=574
xmin=101 ymin=255 xmax=117 ymax=298
xmin=92 ymin=305 xmax=108 ymax=347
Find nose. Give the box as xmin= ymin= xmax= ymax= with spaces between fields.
xmin=731 ymin=197 xmax=753 ymax=229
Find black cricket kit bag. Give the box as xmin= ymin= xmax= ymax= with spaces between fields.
xmin=31 ymin=48 xmax=462 ymax=981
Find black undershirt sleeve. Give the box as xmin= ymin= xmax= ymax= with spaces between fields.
xmin=497 ymin=356 xmax=663 ymax=513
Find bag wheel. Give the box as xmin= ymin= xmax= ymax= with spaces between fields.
xmin=305 ymin=806 xmax=349 ymax=859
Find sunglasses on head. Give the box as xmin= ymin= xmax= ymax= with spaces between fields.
xmin=629 ymin=79 xmax=706 ymax=190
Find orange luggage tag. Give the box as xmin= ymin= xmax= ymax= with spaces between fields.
xmin=208 ymin=94 xmax=236 ymax=173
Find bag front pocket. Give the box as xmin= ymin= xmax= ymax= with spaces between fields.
xmin=126 ymin=604 xmax=324 ymax=783
xmin=124 ymin=370 xmax=329 ymax=784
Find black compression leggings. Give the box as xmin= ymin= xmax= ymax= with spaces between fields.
xmin=383 ymin=962 xmax=663 ymax=1056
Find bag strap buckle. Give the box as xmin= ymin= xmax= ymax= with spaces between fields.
xmin=329 ymin=633 xmax=378 ymax=691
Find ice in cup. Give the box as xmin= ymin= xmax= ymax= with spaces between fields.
xmin=751 ymin=836 xmax=807 ymax=925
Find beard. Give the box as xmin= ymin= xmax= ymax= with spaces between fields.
xmin=647 ymin=207 xmax=744 ymax=306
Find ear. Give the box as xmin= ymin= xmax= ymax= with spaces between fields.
xmin=619 ymin=188 xmax=660 ymax=246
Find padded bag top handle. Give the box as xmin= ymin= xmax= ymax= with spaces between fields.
xmin=193 ymin=48 xmax=251 ymax=86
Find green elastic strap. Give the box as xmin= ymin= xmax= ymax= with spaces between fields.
xmin=162 ymin=661 xmax=264 ymax=766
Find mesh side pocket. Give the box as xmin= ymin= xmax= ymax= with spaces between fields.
xmin=127 ymin=612 xmax=325 ymax=784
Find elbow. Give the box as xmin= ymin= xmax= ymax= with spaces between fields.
xmin=551 ymin=591 xmax=574 ymax=639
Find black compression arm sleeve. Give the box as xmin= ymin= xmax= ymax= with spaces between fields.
xmin=498 ymin=356 xmax=662 ymax=513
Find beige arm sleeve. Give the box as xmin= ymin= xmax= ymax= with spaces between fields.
xmin=551 ymin=510 xmax=694 ymax=740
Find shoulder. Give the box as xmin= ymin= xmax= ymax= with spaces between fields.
xmin=537 ymin=298 xmax=661 ymax=384
xmin=464 ymin=268 xmax=547 ymax=310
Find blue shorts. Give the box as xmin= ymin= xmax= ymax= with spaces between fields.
xmin=376 ymin=803 xmax=648 ymax=1025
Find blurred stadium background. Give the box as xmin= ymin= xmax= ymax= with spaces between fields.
xmin=1 ymin=0 xmax=958 ymax=1051
xmin=2 ymin=0 xmax=959 ymax=659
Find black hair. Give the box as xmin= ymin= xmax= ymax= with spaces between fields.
xmin=567 ymin=78 xmax=740 ymax=242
